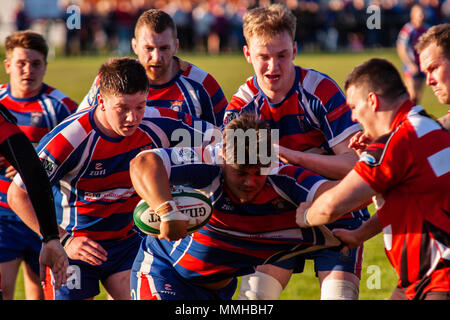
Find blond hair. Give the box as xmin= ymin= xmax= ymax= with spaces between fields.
xmin=415 ymin=24 xmax=450 ymax=60
xmin=243 ymin=4 xmax=296 ymax=44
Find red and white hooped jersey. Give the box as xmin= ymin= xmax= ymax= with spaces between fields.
xmin=354 ymin=101 xmax=450 ymax=299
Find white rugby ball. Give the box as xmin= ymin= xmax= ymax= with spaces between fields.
xmin=133 ymin=187 xmax=213 ymax=236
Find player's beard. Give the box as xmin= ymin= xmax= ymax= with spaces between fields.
xmin=144 ymin=62 xmax=171 ymax=83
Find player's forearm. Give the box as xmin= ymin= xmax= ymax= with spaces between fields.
xmin=289 ymin=151 xmax=358 ymax=179
xmin=130 ymin=151 xmax=173 ymax=208
xmin=8 ymin=182 xmax=41 ymax=235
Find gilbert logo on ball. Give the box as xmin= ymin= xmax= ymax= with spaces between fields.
xmin=133 ymin=187 xmax=213 ymax=236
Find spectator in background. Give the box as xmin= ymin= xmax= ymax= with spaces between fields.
xmin=397 ymin=4 xmax=429 ymax=104
xmin=193 ymin=0 xmax=215 ymax=52
xmin=14 ymin=0 xmax=32 ymax=31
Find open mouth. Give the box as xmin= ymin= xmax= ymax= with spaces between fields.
xmin=265 ymin=74 xmax=280 ymax=81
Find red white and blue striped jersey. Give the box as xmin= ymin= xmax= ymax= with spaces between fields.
xmin=140 ymin=145 xmax=350 ymax=284
xmin=13 ymin=106 xmax=215 ymax=241
xmin=397 ymin=23 xmax=429 ymax=67
xmin=79 ymin=57 xmax=227 ymax=127
xmin=354 ymin=102 xmax=450 ymax=298
xmin=0 ymin=83 xmax=77 ymax=217
xmin=223 ymin=66 xmax=361 ymax=152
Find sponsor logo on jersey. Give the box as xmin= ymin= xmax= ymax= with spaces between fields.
xmin=41 ymin=158 xmax=56 ymax=176
xmin=170 ymin=100 xmax=183 ymax=112
xmin=30 ymin=112 xmax=42 ymax=126
xmin=359 ymin=151 xmax=377 ymax=166
xmin=88 ymin=162 xmax=106 ymax=176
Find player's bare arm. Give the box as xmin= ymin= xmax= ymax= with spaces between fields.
xmin=130 ymin=151 xmax=188 ymax=241
xmin=296 ymin=170 xmax=375 ymax=227
xmin=332 ymin=213 xmax=383 ymax=252
xmin=277 ymin=133 xmax=360 ymax=179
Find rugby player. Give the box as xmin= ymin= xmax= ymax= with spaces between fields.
xmin=396 ymin=4 xmax=428 ymax=105
xmin=128 ymin=112 xmax=359 ymax=300
xmin=299 ymin=58 xmax=450 ymax=300
xmin=223 ymin=4 xmax=366 ymax=300
xmin=416 ymin=23 xmax=450 ymax=131
xmin=0 ymin=30 xmax=76 ymax=300
xmin=0 ymin=105 xmax=68 ymax=300
xmin=7 ymin=57 xmax=215 ymax=300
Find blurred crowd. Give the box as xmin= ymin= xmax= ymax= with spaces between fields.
xmin=12 ymin=0 xmax=450 ymax=55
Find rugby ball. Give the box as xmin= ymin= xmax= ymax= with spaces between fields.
xmin=133 ymin=187 xmax=213 ymax=236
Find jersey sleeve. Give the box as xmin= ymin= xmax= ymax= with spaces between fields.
xmin=145 ymin=146 xmax=221 ymax=190
xmin=141 ymin=107 xmax=219 ymax=148
xmin=78 ymin=74 xmax=100 ymax=111
xmin=353 ymin=129 xmax=412 ymax=194
xmin=269 ymin=164 xmax=328 ymax=205
xmin=223 ymin=77 xmax=258 ymax=128
xmin=200 ymin=73 xmax=228 ymax=127
xmin=305 ymin=74 xmax=361 ymax=148
xmin=397 ymin=24 xmax=411 ymax=46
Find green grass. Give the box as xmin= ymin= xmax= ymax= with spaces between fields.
xmin=3 ymin=48 xmax=438 ymax=300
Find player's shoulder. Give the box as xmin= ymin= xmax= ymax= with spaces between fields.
xmin=41 ymin=84 xmax=78 ymax=108
xmin=299 ymin=66 xmax=343 ymax=100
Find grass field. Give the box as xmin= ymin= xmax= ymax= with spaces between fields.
xmin=1 ymin=48 xmax=445 ymax=300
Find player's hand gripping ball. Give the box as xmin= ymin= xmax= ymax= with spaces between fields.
xmin=133 ymin=187 xmax=213 ymax=236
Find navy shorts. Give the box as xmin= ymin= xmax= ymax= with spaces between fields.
xmin=131 ymin=239 xmax=238 ymax=300
xmin=0 ymin=216 xmax=41 ymax=275
xmin=44 ymin=233 xmax=142 ymax=300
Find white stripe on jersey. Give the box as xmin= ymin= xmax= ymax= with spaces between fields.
xmin=41 ymin=97 xmax=58 ymax=129
xmin=426 ymin=238 xmax=450 ymax=277
xmin=328 ymin=123 xmax=362 ymax=148
xmin=140 ymin=119 xmax=170 ymax=147
xmin=61 ymin=118 xmax=89 ymax=147
xmin=180 ymin=76 xmax=202 ymax=118
xmin=234 ymin=80 xmax=257 ymax=104
xmin=427 ymin=147 xmax=450 ymax=177
xmin=172 ymin=234 xmax=194 ymax=267
xmin=302 ymin=68 xmax=324 ymax=96
xmin=408 ymin=106 xmax=442 ymax=138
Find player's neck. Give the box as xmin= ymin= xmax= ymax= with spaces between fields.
xmin=148 ymin=57 xmax=180 ymax=86
xmin=9 ymin=84 xmax=42 ymax=99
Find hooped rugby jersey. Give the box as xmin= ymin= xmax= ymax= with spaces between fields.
xmin=223 ymin=66 xmax=362 ymax=152
xmin=136 ymin=145 xmax=362 ymax=284
xmin=13 ymin=107 xmax=215 ymax=241
xmin=354 ymin=101 xmax=450 ymax=299
xmin=0 ymin=83 xmax=77 ymax=217
xmin=79 ymin=57 xmax=227 ymax=127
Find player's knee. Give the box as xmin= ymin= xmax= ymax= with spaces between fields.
xmin=238 ymin=271 xmax=283 ymax=300
xmin=320 ymin=279 xmax=359 ymax=300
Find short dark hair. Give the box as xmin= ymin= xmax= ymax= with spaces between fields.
xmin=344 ymin=58 xmax=407 ymax=101
xmin=99 ymin=58 xmax=149 ymax=96
xmin=134 ymin=9 xmax=177 ymax=39
xmin=415 ymin=24 xmax=450 ymax=60
xmin=5 ymin=30 xmax=48 ymax=61
xmin=222 ymin=112 xmax=274 ymax=169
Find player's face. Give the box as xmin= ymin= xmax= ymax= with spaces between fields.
xmin=97 ymin=92 xmax=147 ymax=138
xmin=244 ymin=31 xmax=297 ymax=103
xmin=222 ymin=165 xmax=267 ymax=203
xmin=346 ymin=85 xmax=374 ymax=137
xmin=4 ymin=47 xmax=46 ymax=98
xmin=420 ymin=43 xmax=450 ymax=104
xmin=132 ymin=27 xmax=179 ymax=85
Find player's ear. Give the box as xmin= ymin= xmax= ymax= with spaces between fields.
xmin=97 ymin=93 xmax=105 ymax=111
xmin=292 ymin=41 xmax=298 ymax=59
xmin=367 ymin=92 xmax=379 ymax=111
xmin=131 ymin=37 xmax=138 ymax=55
xmin=243 ymin=45 xmax=252 ymax=64
xmin=4 ymin=58 xmax=11 ymax=75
